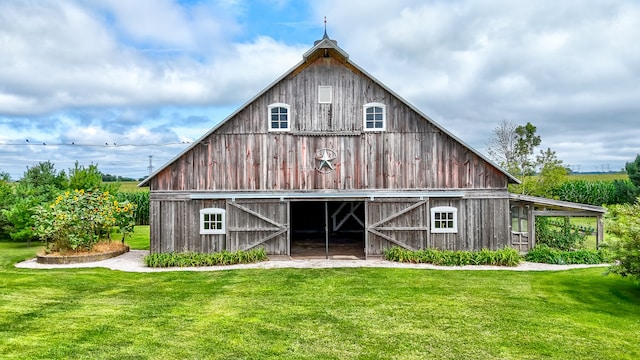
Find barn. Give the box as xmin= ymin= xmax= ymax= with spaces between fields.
xmin=139 ymin=34 xmax=603 ymax=259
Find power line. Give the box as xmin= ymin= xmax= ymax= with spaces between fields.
xmin=0 ymin=141 xmax=191 ymax=147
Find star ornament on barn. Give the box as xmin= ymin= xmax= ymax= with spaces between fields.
xmin=315 ymin=148 xmax=337 ymax=173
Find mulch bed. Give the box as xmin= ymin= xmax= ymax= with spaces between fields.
xmin=36 ymin=242 xmax=129 ymax=264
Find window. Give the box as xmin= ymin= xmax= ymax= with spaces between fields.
xmin=318 ymin=86 xmax=332 ymax=103
xmin=431 ymin=206 xmax=458 ymax=233
xmin=200 ymin=208 xmax=226 ymax=235
xmin=363 ymin=103 xmax=386 ymax=131
xmin=268 ymin=103 xmax=290 ymax=131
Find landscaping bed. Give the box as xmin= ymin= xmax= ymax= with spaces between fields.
xmin=36 ymin=241 xmax=129 ymax=264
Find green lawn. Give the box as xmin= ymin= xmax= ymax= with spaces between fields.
xmin=110 ymin=225 xmax=150 ymax=250
xmin=1 ymin=242 xmax=638 ymax=359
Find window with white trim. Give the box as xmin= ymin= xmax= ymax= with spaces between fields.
xmin=363 ymin=103 xmax=386 ymax=131
xmin=431 ymin=206 xmax=458 ymax=233
xmin=200 ymin=208 xmax=226 ymax=235
xmin=268 ymin=103 xmax=290 ymax=131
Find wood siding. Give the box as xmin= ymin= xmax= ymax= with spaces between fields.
xmin=150 ymin=55 xmax=508 ymax=192
xmin=365 ymin=197 xmax=511 ymax=255
xmin=150 ymin=199 xmax=226 ymax=253
xmin=226 ymin=200 xmax=289 ymax=255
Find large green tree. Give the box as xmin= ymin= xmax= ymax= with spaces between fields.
xmin=488 ymin=121 xmax=567 ymax=196
xmin=2 ymin=162 xmax=68 ymax=243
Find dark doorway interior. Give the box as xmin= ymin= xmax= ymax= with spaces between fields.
xmin=290 ymin=201 xmax=365 ymax=259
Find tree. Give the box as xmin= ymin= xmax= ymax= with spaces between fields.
xmin=0 ymin=171 xmax=14 ymax=239
xmin=605 ymin=201 xmax=640 ymax=280
xmin=487 ymin=120 xmax=518 ymax=173
xmin=526 ymin=147 xmax=568 ymax=197
xmin=20 ymin=161 xmax=68 ymax=196
xmin=2 ymin=162 xmax=68 ymax=243
xmin=624 ymin=154 xmax=640 ymax=190
xmin=488 ymin=121 xmax=541 ymax=178
xmin=68 ymin=162 xmax=120 ymax=193
xmin=513 ymin=122 xmax=542 ymax=178
xmin=68 ymin=162 xmax=102 ymax=191
xmin=488 ymin=121 xmax=566 ymax=196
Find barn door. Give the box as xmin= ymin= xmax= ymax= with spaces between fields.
xmin=366 ymin=199 xmax=429 ymax=256
xmin=226 ymin=200 xmax=289 ymax=255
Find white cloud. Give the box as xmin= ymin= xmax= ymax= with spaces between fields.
xmin=1 ymin=0 xmax=639 ymax=178
xmin=0 ymin=1 xmax=304 ymax=116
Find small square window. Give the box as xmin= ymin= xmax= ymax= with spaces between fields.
xmin=431 ymin=206 xmax=458 ymax=233
xmin=200 ymin=208 xmax=225 ymax=235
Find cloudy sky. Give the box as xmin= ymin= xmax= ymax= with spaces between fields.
xmin=1 ymin=0 xmax=639 ymax=180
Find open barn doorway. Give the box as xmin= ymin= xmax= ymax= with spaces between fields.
xmin=290 ymin=201 xmax=365 ymax=259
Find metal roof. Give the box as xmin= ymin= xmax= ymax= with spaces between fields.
xmin=509 ymin=194 xmax=606 ymax=214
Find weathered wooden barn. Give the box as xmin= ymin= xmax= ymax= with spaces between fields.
xmin=140 ymin=34 xmax=601 ymax=258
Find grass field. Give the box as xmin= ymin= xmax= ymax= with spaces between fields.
xmin=567 ymin=173 xmax=628 ymax=181
xmin=116 ymin=181 xmax=149 ymax=193
xmin=1 ymin=240 xmax=639 ymax=359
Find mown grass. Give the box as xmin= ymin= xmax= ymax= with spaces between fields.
xmin=109 ymin=225 xmax=150 ymax=250
xmin=1 ymin=242 xmax=639 ymax=359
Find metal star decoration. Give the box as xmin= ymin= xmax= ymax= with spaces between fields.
xmin=315 ymin=148 xmax=337 ymax=173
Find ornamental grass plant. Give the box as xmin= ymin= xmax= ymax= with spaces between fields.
xmin=383 ymin=247 xmax=521 ymax=266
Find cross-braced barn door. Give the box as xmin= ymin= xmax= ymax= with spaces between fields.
xmin=366 ymin=199 xmax=429 ymax=256
xmin=226 ymin=200 xmax=289 ymax=255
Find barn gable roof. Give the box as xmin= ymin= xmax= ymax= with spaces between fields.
xmin=139 ymin=36 xmax=520 ymax=187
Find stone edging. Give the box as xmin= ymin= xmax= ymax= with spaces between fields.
xmin=36 ymin=246 xmax=130 ymax=264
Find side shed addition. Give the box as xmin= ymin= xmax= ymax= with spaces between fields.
xmin=509 ymin=194 xmax=606 ymax=252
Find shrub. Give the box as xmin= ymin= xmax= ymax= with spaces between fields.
xmin=383 ymin=247 xmax=521 ymax=267
xmin=33 ymin=189 xmax=136 ymax=252
xmin=525 ymin=245 xmax=610 ymax=265
xmin=144 ymin=248 xmax=267 ymax=267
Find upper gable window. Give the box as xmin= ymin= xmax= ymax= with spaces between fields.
xmin=268 ymin=103 xmax=290 ymax=131
xmin=363 ymin=103 xmax=386 ymax=131
xmin=318 ymin=86 xmax=332 ymax=104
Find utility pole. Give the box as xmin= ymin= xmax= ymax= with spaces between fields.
xmin=147 ymin=155 xmax=154 ymax=174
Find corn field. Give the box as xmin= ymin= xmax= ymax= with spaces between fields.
xmin=115 ymin=191 xmax=149 ymax=225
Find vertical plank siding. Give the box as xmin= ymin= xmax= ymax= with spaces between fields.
xmin=226 ymin=200 xmax=289 ymax=255
xmin=366 ymin=199 xmax=429 ymax=255
xmin=147 ymin=46 xmax=514 ymax=255
xmin=149 ymin=199 xmax=226 ymax=254
xmin=150 ymin=55 xmax=508 ymax=192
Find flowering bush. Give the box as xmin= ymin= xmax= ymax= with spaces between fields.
xmin=34 ymin=189 xmax=136 ymax=252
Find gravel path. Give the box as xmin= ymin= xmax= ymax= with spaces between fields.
xmin=15 ymin=250 xmax=610 ymax=273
